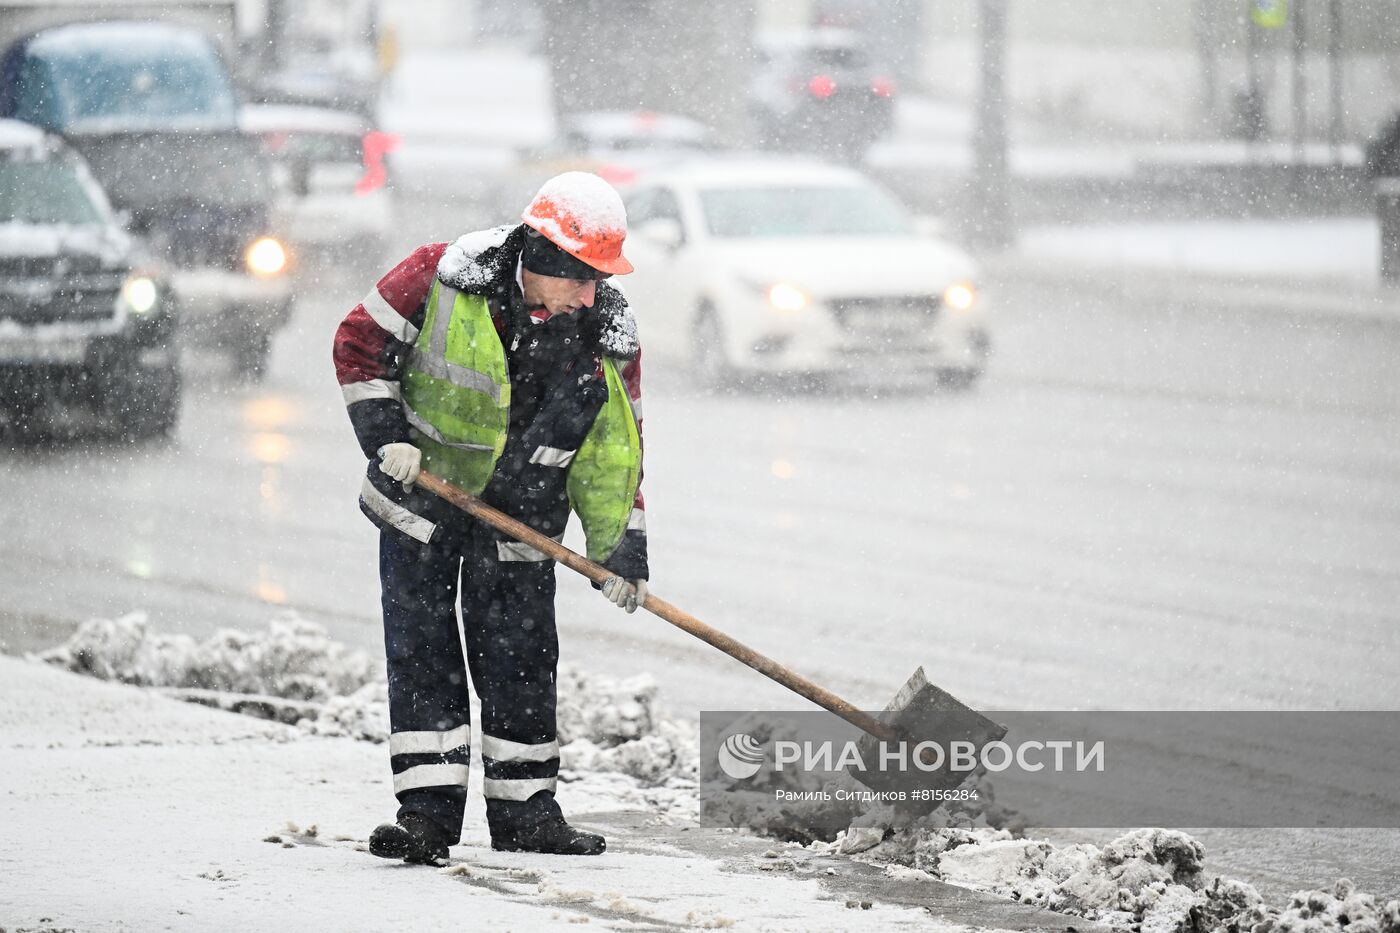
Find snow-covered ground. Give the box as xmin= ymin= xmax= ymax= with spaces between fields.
xmin=1017 ymin=217 xmax=1381 ymax=285
xmin=0 ymin=650 xmax=961 ymax=931
xmin=9 ymin=618 xmax=1397 ymax=932
xmin=2 ymin=206 xmax=1397 ymax=907
xmin=3 ymin=31 xmax=1399 ymax=930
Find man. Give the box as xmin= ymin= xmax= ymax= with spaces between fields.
xmin=332 ymin=172 xmax=649 ymax=864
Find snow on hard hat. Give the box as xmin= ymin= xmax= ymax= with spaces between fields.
xmin=521 ymin=171 xmax=634 ymax=276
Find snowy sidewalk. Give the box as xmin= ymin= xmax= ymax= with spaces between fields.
xmin=999 ymin=217 xmax=1400 ymax=322
xmin=0 ymin=656 xmax=1087 ymax=932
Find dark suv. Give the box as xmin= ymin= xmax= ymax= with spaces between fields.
xmin=0 ymin=21 xmax=293 ymax=378
xmin=0 ymin=119 xmax=178 ymax=438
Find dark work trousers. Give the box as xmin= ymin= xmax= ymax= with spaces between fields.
xmin=380 ymin=526 xmax=562 ymax=841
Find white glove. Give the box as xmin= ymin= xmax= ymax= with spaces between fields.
xmin=377 ymin=443 xmax=422 ymax=489
xmin=601 ymin=576 xmax=649 ymax=614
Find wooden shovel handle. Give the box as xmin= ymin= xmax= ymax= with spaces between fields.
xmin=415 ymin=470 xmax=899 ymax=743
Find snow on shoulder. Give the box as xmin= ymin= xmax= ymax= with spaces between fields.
xmin=437 ymin=223 xmax=515 ymax=288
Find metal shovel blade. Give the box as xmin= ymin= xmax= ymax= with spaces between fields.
xmin=852 ymin=667 xmax=1008 ymax=800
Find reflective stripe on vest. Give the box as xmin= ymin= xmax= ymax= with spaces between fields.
xmin=496 ymin=534 xmax=563 ymax=563
xmin=361 ymin=475 xmax=437 ymax=544
xmin=400 ymin=281 xmax=511 ymax=493
xmin=529 ymin=445 xmax=576 ymax=468
xmin=567 ymin=357 xmax=642 ymax=564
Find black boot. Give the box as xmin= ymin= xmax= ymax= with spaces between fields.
xmin=369 ymin=811 xmax=451 ymax=865
xmin=489 ymin=793 xmax=606 ymax=855
xmin=492 ymin=816 xmax=606 ymax=855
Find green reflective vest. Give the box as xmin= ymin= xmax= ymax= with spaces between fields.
xmin=401 ymin=280 xmax=641 ymax=563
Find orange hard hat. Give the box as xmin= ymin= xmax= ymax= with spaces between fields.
xmin=521 ymin=172 xmax=634 ymax=276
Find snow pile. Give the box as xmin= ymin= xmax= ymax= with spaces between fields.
xmin=300 ymin=681 xmax=392 ymax=742
xmin=38 ymin=612 xmax=377 ymax=701
xmin=557 ymin=667 xmax=698 ymax=787
xmin=813 ymin=819 xmax=1399 ymax=933
xmin=1265 ymin=880 xmax=1400 ymax=933
xmin=929 ymin=826 xmax=1207 ymax=928
xmin=36 ymin=613 xmax=697 ymax=794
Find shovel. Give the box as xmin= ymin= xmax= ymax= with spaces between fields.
xmin=416 ymin=469 xmax=1007 ymax=798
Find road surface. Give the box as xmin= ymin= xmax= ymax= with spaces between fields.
xmin=2 ymin=191 xmax=1397 ymax=899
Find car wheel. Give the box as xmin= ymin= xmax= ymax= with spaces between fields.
xmin=936 ymin=367 xmax=982 ymax=392
xmin=118 ymin=365 xmax=181 ymax=441
xmin=1 ymin=389 xmax=43 ymax=443
xmin=693 ymin=306 xmax=735 ymax=392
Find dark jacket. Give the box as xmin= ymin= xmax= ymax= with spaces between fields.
xmin=332 ymin=224 xmax=649 ymax=579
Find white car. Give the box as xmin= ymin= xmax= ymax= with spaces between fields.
xmin=618 ymin=160 xmax=989 ymax=387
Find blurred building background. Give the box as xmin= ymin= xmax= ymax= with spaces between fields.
xmin=378 ymin=0 xmax=1400 ymax=149
xmin=918 ymin=0 xmax=1400 ymax=143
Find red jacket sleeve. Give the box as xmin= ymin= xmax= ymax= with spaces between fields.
xmin=332 ymin=243 xmax=447 ymax=457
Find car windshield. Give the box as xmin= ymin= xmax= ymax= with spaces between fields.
xmin=804 ymin=46 xmax=869 ymax=70
xmin=0 ymin=156 xmax=104 ymax=224
xmin=699 ymin=184 xmax=911 ymax=237
xmin=37 ymin=35 xmax=238 ymax=132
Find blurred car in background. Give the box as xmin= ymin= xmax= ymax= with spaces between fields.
xmin=0 ymin=119 xmax=179 ymax=438
xmin=494 ymin=109 xmax=718 ymax=216
xmin=748 ymin=28 xmax=896 ymax=160
xmin=241 ymin=103 xmax=394 ymax=264
xmin=244 ymin=0 xmax=383 ymax=118
xmin=553 ymin=111 xmax=715 ymax=177
xmin=250 ymin=37 xmax=380 ymax=119
xmin=619 ymin=159 xmax=989 ymax=388
xmin=0 ymin=21 xmax=294 ymax=379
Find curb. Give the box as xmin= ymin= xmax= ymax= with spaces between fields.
xmin=983 ymin=255 xmax=1400 ymax=326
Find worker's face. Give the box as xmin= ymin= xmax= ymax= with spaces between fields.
xmin=522 ymin=269 xmax=597 ymax=316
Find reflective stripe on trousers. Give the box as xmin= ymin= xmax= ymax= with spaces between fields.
xmin=481 ymin=776 xmax=557 ymax=801
xmin=481 ymin=733 xmax=560 ymax=800
xmin=482 ymin=735 xmax=560 ymax=763
xmin=394 ymin=763 xmax=470 ymax=794
xmin=390 ymin=724 xmax=471 ymax=757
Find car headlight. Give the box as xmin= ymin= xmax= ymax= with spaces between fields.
xmin=121 ymin=275 xmax=159 ymax=314
xmin=766 ymin=282 xmax=808 ymax=314
xmin=246 ymin=236 xmax=289 ymax=278
xmin=942 ymin=281 xmax=976 ymax=313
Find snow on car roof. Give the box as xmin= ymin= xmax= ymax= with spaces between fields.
xmin=239 ymin=104 xmax=368 ymax=136
xmin=643 ymin=157 xmax=871 ymax=189
xmin=563 ymin=111 xmax=711 ymax=145
xmin=0 ymin=119 xmax=50 ymax=152
xmin=27 ymin=21 xmax=218 ymax=58
xmin=754 ymin=27 xmax=868 ymax=52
